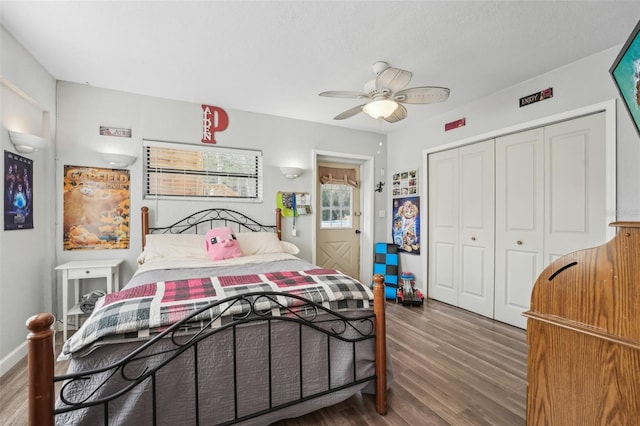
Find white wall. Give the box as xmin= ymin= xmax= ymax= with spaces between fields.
xmin=55 ymin=81 xmax=388 ymax=314
xmin=6 ymin=30 xmax=637 ymax=377
xmin=386 ymin=45 xmax=640 ymax=293
xmin=0 ymin=26 xmax=56 ymax=375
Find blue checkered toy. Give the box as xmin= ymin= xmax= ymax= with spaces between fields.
xmin=372 ymin=242 xmax=399 ymax=299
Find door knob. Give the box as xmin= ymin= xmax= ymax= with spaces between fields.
xmin=517 ymin=240 xmax=523 ymax=245
xmin=355 ymin=229 xmax=361 ymax=234
xmin=471 ymin=236 xmax=476 ymax=241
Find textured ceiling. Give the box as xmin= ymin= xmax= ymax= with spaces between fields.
xmin=2 ymin=1 xmax=640 ymax=134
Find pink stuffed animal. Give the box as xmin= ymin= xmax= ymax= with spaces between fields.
xmin=205 ymin=227 xmax=243 ymax=261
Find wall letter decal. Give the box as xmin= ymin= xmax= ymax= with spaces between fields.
xmin=201 ymin=104 xmax=229 ymax=144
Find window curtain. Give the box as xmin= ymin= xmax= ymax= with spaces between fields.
xmin=318 ymin=166 xmax=359 ymax=188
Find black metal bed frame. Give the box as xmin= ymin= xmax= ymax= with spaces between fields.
xmin=141 ymin=206 xmax=283 ymax=248
xmin=53 ymin=291 xmax=377 ymax=425
xmin=26 ymin=207 xmax=386 ymax=424
xmin=147 ymin=208 xmax=278 ymax=235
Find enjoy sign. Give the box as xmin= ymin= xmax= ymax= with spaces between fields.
xmin=519 ymin=88 xmax=553 ymax=108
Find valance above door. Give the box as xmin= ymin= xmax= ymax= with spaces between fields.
xmin=318 ymin=166 xmax=359 ymax=188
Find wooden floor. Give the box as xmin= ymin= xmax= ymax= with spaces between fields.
xmin=0 ymin=299 xmax=527 ymax=425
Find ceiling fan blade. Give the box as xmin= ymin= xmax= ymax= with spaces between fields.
xmin=394 ymin=86 xmax=450 ymax=104
xmin=319 ymin=90 xmax=369 ymax=99
xmin=383 ymin=104 xmax=408 ymax=123
xmin=334 ymin=104 xmax=366 ymax=120
xmin=376 ymin=67 xmax=412 ymax=93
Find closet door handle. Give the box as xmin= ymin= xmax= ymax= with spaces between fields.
xmin=516 ymin=240 xmax=523 ymax=245
xmin=471 ymin=236 xmax=476 ymax=241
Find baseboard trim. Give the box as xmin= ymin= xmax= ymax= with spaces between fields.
xmin=0 ymin=341 xmax=27 ymax=378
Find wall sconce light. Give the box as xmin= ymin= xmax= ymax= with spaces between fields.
xmin=101 ymin=153 xmax=137 ymax=168
xmin=280 ymin=166 xmax=303 ymax=179
xmin=8 ymin=130 xmax=45 ymax=154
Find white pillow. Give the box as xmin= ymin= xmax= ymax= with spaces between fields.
xmin=236 ymin=232 xmax=286 ymax=255
xmin=280 ymin=241 xmax=300 ymax=255
xmin=138 ymin=233 xmax=208 ymax=264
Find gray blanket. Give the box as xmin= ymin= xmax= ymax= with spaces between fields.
xmin=55 ymin=258 xmax=390 ymax=425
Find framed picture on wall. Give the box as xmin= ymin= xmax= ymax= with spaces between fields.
xmin=610 ymin=19 xmax=640 ymax=138
xmin=4 ymin=150 xmax=34 ymax=230
xmin=63 ymin=165 xmax=131 ymax=250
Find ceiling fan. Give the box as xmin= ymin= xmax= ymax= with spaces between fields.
xmin=319 ymin=61 xmax=450 ymax=123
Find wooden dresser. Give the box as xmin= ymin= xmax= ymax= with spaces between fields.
xmin=523 ymin=222 xmax=640 ymax=425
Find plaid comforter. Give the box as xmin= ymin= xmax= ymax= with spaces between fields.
xmin=61 ymin=269 xmax=373 ymax=357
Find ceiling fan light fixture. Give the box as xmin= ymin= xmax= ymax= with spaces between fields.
xmin=363 ymin=99 xmax=398 ymax=119
xmin=321 ymin=62 xmax=448 ymax=123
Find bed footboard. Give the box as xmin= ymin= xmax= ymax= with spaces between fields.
xmin=373 ymin=273 xmax=387 ymax=415
xmin=26 ymin=313 xmax=56 ymax=426
xmin=27 ymin=275 xmax=387 ymax=424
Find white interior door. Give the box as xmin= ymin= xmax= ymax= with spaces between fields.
xmin=494 ymin=112 xmax=607 ymax=328
xmin=544 ymin=112 xmax=607 ymax=263
xmin=494 ymin=128 xmax=545 ymax=328
xmin=428 ymin=148 xmax=459 ymax=305
xmin=457 ymin=140 xmax=495 ymax=317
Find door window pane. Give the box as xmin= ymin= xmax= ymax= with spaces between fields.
xmin=320 ymin=184 xmax=352 ymax=228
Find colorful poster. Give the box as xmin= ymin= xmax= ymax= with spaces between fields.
xmin=392 ymin=169 xmax=418 ymax=198
xmin=63 ymin=165 xmax=130 ymax=250
xmin=4 ymin=151 xmax=34 ymax=230
xmin=392 ymin=196 xmax=420 ymax=254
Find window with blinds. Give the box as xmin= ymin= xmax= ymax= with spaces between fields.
xmin=143 ymin=140 xmax=263 ymax=201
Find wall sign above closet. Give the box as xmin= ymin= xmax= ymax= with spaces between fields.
xmin=519 ymin=87 xmax=553 ymax=108
xmin=445 ymin=117 xmax=466 ymax=131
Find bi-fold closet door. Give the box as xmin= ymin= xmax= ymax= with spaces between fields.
xmin=494 ymin=113 xmax=607 ymax=327
xmin=428 ymin=112 xmax=607 ymax=328
xmin=493 ymin=128 xmax=545 ymax=328
xmin=427 ymin=139 xmax=495 ymax=318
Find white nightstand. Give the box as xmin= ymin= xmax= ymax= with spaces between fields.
xmin=55 ymin=259 xmax=124 ymax=340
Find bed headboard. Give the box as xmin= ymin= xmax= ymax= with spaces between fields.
xmin=141 ymin=207 xmax=282 ymax=248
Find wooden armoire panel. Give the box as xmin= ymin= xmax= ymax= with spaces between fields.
xmin=524 ymin=222 xmax=640 ymax=425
